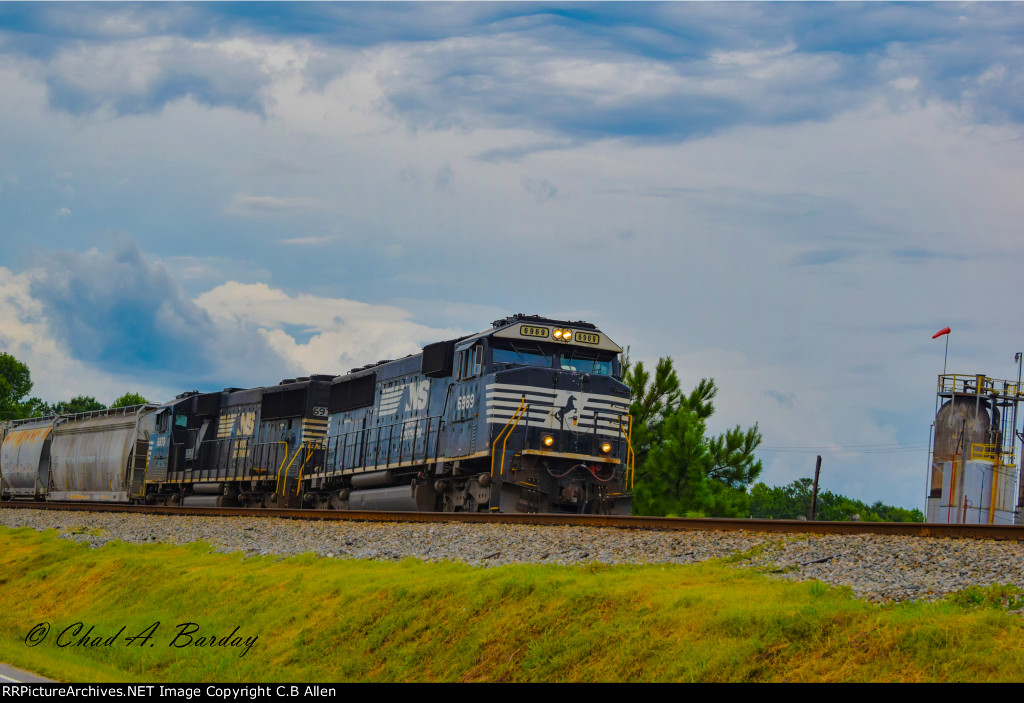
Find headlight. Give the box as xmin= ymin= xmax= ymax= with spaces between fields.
xmin=553 ymin=329 xmax=564 ymax=339
xmin=542 ymin=435 xmax=554 ymax=448
xmin=601 ymin=442 xmax=612 ymax=454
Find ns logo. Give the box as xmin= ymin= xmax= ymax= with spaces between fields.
xmin=403 ymin=380 xmax=430 ymax=412
xmin=381 ymin=379 xmax=431 ymax=416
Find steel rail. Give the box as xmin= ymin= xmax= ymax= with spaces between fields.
xmin=3 ymin=500 xmax=1024 ymax=540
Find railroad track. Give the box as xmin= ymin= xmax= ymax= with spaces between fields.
xmin=2 ymin=500 xmax=1023 ymax=540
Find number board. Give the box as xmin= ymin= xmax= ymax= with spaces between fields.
xmin=574 ymin=332 xmax=600 ymax=345
xmin=520 ymin=325 xmax=550 ymax=338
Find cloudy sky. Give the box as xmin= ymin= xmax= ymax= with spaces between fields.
xmin=2 ymin=2 xmax=1023 ymax=510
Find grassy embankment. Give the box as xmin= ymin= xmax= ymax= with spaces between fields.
xmin=1 ymin=526 xmax=1023 ymax=682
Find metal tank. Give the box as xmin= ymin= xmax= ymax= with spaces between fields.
xmin=927 ymin=373 xmax=1024 ymax=525
xmin=0 ymin=420 xmax=56 ymax=499
xmin=929 ymin=394 xmax=994 ymax=499
xmin=49 ymin=408 xmax=156 ymax=502
xmin=933 ymin=397 xmax=994 ymax=463
xmin=930 ymin=459 xmax=1016 ymax=525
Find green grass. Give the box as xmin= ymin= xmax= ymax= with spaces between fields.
xmin=1 ymin=526 xmax=1023 ymax=682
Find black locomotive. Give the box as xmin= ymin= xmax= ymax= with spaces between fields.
xmin=0 ymin=315 xmax=634 ymax=514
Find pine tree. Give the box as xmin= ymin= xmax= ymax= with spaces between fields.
xmin=623 ymin=351 xmax=763 ymax=517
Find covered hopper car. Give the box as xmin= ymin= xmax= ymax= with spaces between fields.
xmin=0 ymin=315 xmax=634 ymax=514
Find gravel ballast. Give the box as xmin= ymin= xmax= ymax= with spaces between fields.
xmin=4 ymin=508 xmax=1024 ymax=604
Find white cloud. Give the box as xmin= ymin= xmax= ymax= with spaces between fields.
xmin=194 ymin=281 xmax=466 ymax=376
xmin=0 ymin=261 xmax=472 ymax=407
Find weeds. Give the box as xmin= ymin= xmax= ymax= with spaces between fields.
xmin=946 ymin=584 xmax=1024 ymax=611
xmin=722 ymin=542 xmax=774 ymax=563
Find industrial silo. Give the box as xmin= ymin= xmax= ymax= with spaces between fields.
xmin=927 ymin=374 xmax=1020 ymax=525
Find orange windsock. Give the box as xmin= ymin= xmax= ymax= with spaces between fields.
xmin=932 ymin=326 xmax=951 ymax=339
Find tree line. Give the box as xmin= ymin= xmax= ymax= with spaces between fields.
xmin=622 ymin=351 xmax=921 ymax=521
xmin=749 ymin=478 xmax=923 ymax=522
xmin=0 ymin=352 xmax=148 ymax=421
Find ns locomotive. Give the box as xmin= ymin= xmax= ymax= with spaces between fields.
xmin=0 ymin=315 xmax=634 ymax=514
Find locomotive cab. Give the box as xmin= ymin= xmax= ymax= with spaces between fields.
xmin=390 ymin=315 xmax=633 ymax=514
xmin=145 ymin=390 xmax=221 ymax=502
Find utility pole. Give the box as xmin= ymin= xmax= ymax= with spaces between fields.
xmin=809 ymin=455 xmax=822 ymax=521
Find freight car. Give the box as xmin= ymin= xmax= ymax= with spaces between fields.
xmin=0 ymin=315 xmax=634 ymax=514
xmin=0 ymin=405 xmax=157 ymax=502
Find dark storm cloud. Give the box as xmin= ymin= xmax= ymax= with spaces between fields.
xmin=27 ymin=235 xmax=285 ymax=389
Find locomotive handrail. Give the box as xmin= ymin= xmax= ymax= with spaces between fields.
xmin=294 ymin=441 xmax=324 ymax=496
xmin=273 ymin=441 xmax=289 ymax=493
xmin=491 ymin=397 xmax=528 ymax=478
xmin=322 ymin=415 xmax=443 ymax=475
xmin=276 ymin=443 xmax=304 ymax=496
xmin=619 ymin=415 xmax=635 ymax=492
xmin=622 ymin=415 xmax=630 ymax=493
xmin=499 ymin=403 xmax=529 ymax=478
xmin=176 ymin=437 xmax=290 ymax=483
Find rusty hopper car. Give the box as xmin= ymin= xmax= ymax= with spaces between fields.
xmin=1 ymin=406 xmax=157 ymax=502
xmin=0 ymin=418 xmax=55 ymax=500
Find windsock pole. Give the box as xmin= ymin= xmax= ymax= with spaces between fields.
xmin=933 ymin=327 xmax=951 ymax=376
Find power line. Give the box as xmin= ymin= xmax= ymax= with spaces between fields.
xmin=763 ymin=441 xmax=928 ymax=449
xmin=760 ymin=443 xmax=928 ymax=455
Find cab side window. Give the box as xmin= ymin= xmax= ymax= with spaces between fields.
xmin=472 ymin=345 xmax=483 ymax=376
xmin=456 ymin=344 xmax=484 ymax=380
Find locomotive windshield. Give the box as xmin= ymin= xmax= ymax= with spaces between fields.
xmin=491 ymin=340 xmax=553 ymax=368
xmin=559 ymin=349 xmax=615 ymax=375
xmin=490 ymin=339 xmax=618 ymax=376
